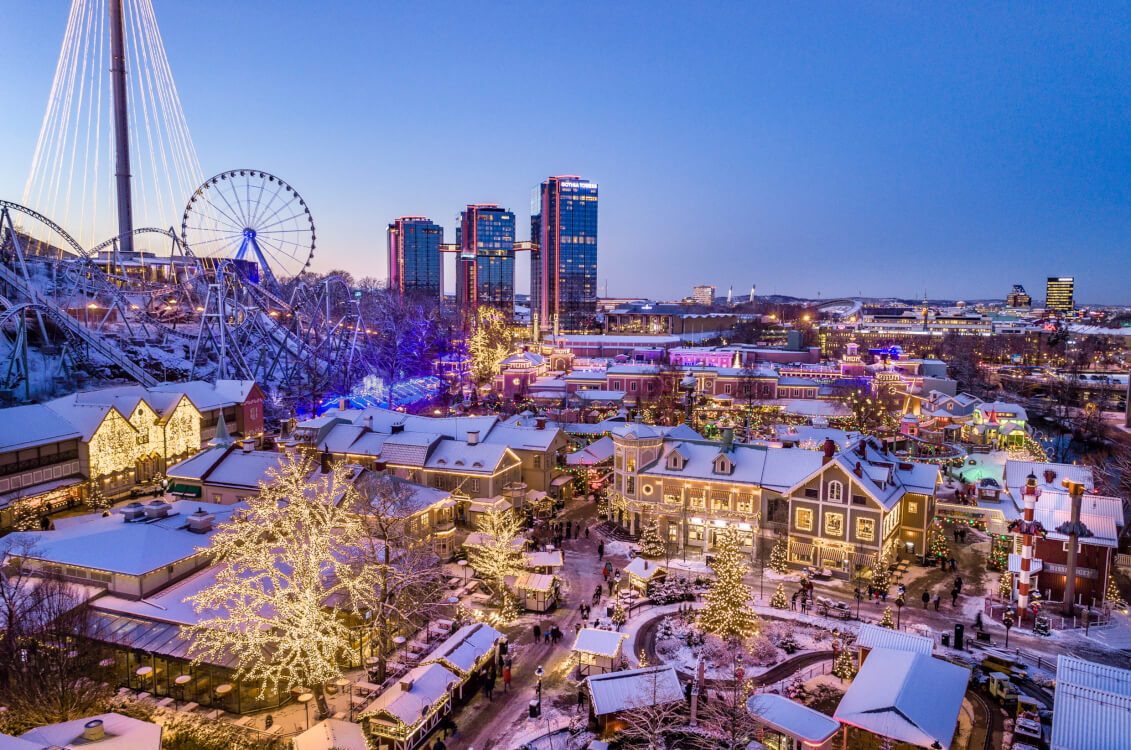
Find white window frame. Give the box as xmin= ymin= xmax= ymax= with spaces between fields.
xmin=827 ymin=480 xmax=844 ymax=503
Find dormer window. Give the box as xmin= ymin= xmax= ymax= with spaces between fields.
xmin=667 ymin=453 xmax=684 ymax=471
xmin=713 ymin=455 xmax=733 ymax=476
xmin=827 ymin=480 xmax=843 ymax=503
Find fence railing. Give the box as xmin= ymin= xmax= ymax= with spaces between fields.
xmin=756 ymin=659 xmax=832 ymax=695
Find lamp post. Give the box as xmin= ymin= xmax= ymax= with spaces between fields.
xmin=1003 ymin=608 xmax=1015 ymax=648
xmin=895 ymin=594 xmax=905 ymax=629
xmin=854 ymin=588 xmax=862 ymax=619
xmin=535 ymin=665 xmax=545 ymax=713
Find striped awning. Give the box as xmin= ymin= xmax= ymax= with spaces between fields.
xmin=789 ymin=541 xmax=814 ymax=558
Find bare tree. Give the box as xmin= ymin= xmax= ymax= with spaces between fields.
xmin=346 ymin=473 xmax=447 ymax=682
xmin=363 ymin=289 xmax=447 ymax=406
xmin=616 ymin=669 xmax=689 ymax=750
xmin=689 ymin=674 xmax=758 ymax=750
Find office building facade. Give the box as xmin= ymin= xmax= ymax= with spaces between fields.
xmin=1005 ymin=284 xmax=1031 ymax=308
xmin=1045 ymin=277 xmax=1075 ymax=313
xmin=533 ymin=175 xmax=598 ymax=333
xmin=387 ymin=217 xmax=443 ymax=300
xmin=456 ymin=204 xmax=515 ymax=326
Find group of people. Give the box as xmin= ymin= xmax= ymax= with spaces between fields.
xmin=532 ymin=622 xmax=566 ymax=645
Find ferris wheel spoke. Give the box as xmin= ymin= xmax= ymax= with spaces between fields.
xmin=213 ymin=184 xmax=250 ymax=230
xmin=252 ymin=194 xmax=302 ymax=232
xmin=195 ymin=199 xmax=245 ymax=233
xmin=255 ymin=212 xmax=309 ymax=233
xmin=247 ymin=176 xmax=278 ymax=227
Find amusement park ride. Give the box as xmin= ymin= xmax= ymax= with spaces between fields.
xmin=0 ymin=1 xmax=374 ymax=409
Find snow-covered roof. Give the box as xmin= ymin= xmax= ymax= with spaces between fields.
xmin=746 ymin=694 xmax=840 ymax=744
xmin=1052 ymin=655 xmax=1131 ymax=750
xmin=1004 ymin=460 xmax=1092 ymax=494
xmin=974 ymin=401 xmax=1029 ymax=422
xmin=425 ymin=440 xmax=514 ymax=474
xmin=1034 ymin=506 xmax=1119 ymax=547
xmin=567 ymin=436 xmax=616 ymax=466
xmin=586 ymin=665 xmax=683 ymax=717
xmin=785 ymin=440 xmax=939 ymax=511
xmin=92 ymin=564 xmax=228 ymax=625
xmin=642 ymin=440 xmax=823 ymax=493
xmin=624 ymin=556 xmax=663 ymax=581
xmin=168 ymin=447 xmax=285 ymax=489
xmin=423 ymin=623 xmax=503 ymax=677
xmin=572 ymin=628 xmax=627 ymax=657
xmin=150 ymin=379 xmax=257 ymax=411
xmin=834 ymin=648 xmax=968 ymax=748
xmin=770 ymin=425 xmax=862 ymax=449
xmin=0 ymin=404 xmax=82 ymax=453
xmin=330 ymin=406 xmax=498 ymax=441
xmin=855 ymin=623 xmax=933 ymax=655
xmin=661 ymin=423 xmax=703 ymax=440
xmin=574 ymin=389 xmax=626 ymax=402
xmin=463 ymin=531 xmax=525 ymax=550
xmin=482 ymin=423 xmax=561 ymax=452
xmin=4 ymin=500 xmax=239 ymax=576
xmin=610 ymin=419 xmax=662 ymax=440
xmin=18 ymin=713 xmax=161 ymax=750
xmin=361 ymin=662 xmax=459 ymax=726
xmin=0 ymin=732 xmax=40 ymax=750
xmin=525 ymin=550 xmax=564 ymax=569
xmin=515 ymin=572 xmax=556 ymax=592
xmin=293 ymin=718 xmax=368 ymax=750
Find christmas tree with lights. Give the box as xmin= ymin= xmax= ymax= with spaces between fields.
xmin=928 ymin=522 xmax=948 ymax=560
xmin=611 ymin=599 xmax=627 ymax=628
xmin=1107 ymin=574 xmax=1123 ymax=606
xmin=999 ymin=572 xmax=1013 ymax=602
xmin=833 ymin=648 xmax=856 ymax=681
xmin=879 ymin=605 xmax=895 ymax=629
xmin=699 ymin=527 xmax=759 ymax=639
xmin=770 ymin=582 xmax=788 ymax=610
xmin=870 ymin=551 xmax=890 ymax=590
xmin=768 ymin=536 xmax=789 ymax=575
xmin=639 ymin=517 xmax=666 ymax=558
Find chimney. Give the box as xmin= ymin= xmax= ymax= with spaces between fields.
xmin=721 ymin=427 xmax=734 ymax=453
xmin=339 ymin=397 xmax=348 ymax=411
xmin=320 ymin=450 xmax=332 ymax=474
xmin=144 ymin=500 xmax=171 ymax=519
xmin=468 ymin=430 xmax=480 ymax=446
xmin=122 ymin=501 xmax=146 ymax=522
xmin=536 ymin=417 xmax=546 ymax=431
xmin=854 ymin=462 xmax=863 ymax=478
xmin=400 ymin=677 xmax=415 ymax=692
xmin=82 ymin=719 xmax=105 ymax=742
xmin=373 ymin=460 xmax=387 ymax=473
xmin=1044 ymin=469 xmax=1056 ymax=485
xmin=241 ymin=439 xmax=253 ymax=453
xmin=364 ymin=415 xmax=374 ymax=430
xmin=822 ymin=439 xmax=836 ymax=464
xmin=643 ymin=559 xmax=649 ymax=570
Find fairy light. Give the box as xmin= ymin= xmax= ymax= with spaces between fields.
xmin=698 ymin=527 xmax=759 ymax=639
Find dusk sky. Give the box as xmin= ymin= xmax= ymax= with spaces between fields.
xmin=2 ymin=2 xmax=1128 ymax=303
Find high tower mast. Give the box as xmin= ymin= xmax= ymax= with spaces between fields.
xmin=108 ymin=0 xmax=134 ymax=254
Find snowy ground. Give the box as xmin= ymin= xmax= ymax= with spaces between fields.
xmin=652 ymin=615 xmax=836 ymax=679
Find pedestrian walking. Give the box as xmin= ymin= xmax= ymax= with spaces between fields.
xmin=933 ymin=593 xmax=940 ymax=611
xmin=579 ymin=602 xmax=586 ymax=617
xmin=578 ymin=687 xmax=586 ymax=707
xmin=503 ymin=664 xmax=512 ymax=692
xmin=867 ymin=584 xmax=874 ymax=600
xmin=951 ymin=588 xmax=959 ymax=606
xmin=607 ymin=580 xmax=614 ymax=595
xmin=950 ymin=558 xmax=957 ymax=572
xmin=791 ymin=591 xmax=799 ymax=610
xmin=544 ymin=630 xmax=551 ymax=644
xmin=922 ymin=591 xmax=930 ymax=608
xmin=955 ymin=576 xmax=963 ymax=592
xmin=533 ymin=624 xmax=541 ymax=642
xmin=598 ymin=542 xmax=604 ymax=559
xmin=585 ymin=527 xmax=589 ymax=539
xmin=881 ymin=590 xmax=887 ymax=602
xmin=485 ymin=672 xmax=495 ymax=701
xmin=602 ymin=566 xmax=609 ymax=581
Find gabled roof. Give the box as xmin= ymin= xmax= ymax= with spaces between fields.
xmin=422 ymin=623 xmax=503 ymax=676
xmin=18 ymin=712 xmax=161 ymax=750
xmin=1052 ymin=655 xmax=1131 ymax=750
xmin=293 ymin=718 xmax=368 ymax=750
xmin=572 ymin=628 xmax=627 ymax=657
xmin=785 ymin=440 xmax=939 ymax=511
xmin=624 ymin=556 xmax=663 ymax=581
xmin=566 ymin=436 xmax=615 ymax=466
xmin=834 ymin=649 xmax=968 ymax=748
xmin=586 ymin=665 xmax=683 ymax=717
xmin=746 ymin=694 xmax=840 ymax=745
xmin=361 ymin=662 xmax=459 ymax=726
xmin=855 ymin=623 xmax=933 ymax=655
xmin=424 ymin=440 xmax=514 ymax=474
xmin=0 ymin=404 xmax=82 ymax=453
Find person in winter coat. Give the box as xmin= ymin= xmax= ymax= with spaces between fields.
xmin=533 ymin=624 xmax=542 ymax=642
xmin=598 ymin=542 xmax=604 ymax=559
xmin=933 ymin=593 xmax=941 ymax=611
xmin=503 ymin=664 xmax=512 ymax=692
xmin=922 ymin=591 xmax=930 ymax=608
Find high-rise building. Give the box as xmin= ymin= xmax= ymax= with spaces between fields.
xmin=1045 ymin=277 xmax=1075 ymax=313
xmin=1005 ymin=284 xmax=1031 ymax=308
xmin=692 ymin=285 xmax=716 ymax=305
xmin=456 ymin=204 xmax=515 ymax=326
xmin=387 ymin=216 xmax=442 ymax=300
xmin=530 ymin=211 xmax=542 ymax=330
xmin=533 ymin=175 xmax=598 ymax=333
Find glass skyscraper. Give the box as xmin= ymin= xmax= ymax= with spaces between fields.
xmin=456 ymin=204 xmax=515 ymax=326
xmin=533 ymin=175 xmax=598 ymax=333
xmin=1045 ymin=276 xmax=1075 ymax=313
xmin=386 ymin=216 xmax=442 ymax=301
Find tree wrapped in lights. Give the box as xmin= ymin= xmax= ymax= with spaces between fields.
xmin=465 ymin=504 xmax=526 ymax=598
xmin=1106 ymin=574 xmax=1123 ymax=606
xmin=498 ymin=590 xmax=520 ymax=625
xmin=467 ymin=306 xmax=513 ymax=384
xmin=999 ymin=571 xmax=1013 ymax=602
xmin=11 ymin=500 xmax=41 ymax=531
xmin=699 ymin=527 xmax=759 ymax=640
xmin=870 ymin=550 xmax=891 ymax=590
xmin=184 ymin=452 xmax=380 ymax=697
xmin=928 ymin=522 xmax=948 ymax=561
xmin=833 ymin=647 xmax=856 ymax=681
xmin=770 ymin=582 xmax=788 ymax=610
xmin=879 ymin=605 xmax=895 ymax=629
xmin=768 ymin=536 xmax=789 ymax=575
xmin=611 ymin=599 xmax=627 ymax=628
xmin=85 ymin=481 xmax=110 ymax=510
xmin=639 ymin=517 xmax=666 ymax=558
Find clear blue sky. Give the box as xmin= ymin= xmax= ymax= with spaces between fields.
xmin=2 ymin=1 xmax=1128 ymax=303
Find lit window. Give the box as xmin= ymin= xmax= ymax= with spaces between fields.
xmin=907 ymin=501 xmax=918 ymax=514
xmin=856 ymin=517 xmax=875 ymax=542
xmin=827 ymin=481 xmax=843 ymax=502
xmin=824 ymin=512 xmax=844 ymax=537
xmin=795 ymin=508 xmax=813 ymax=532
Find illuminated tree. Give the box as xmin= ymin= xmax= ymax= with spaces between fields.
xmin=364 ymin=288 xmax=447 ymax=404
xmin=928 ymin=522 xmax=948 ymax=560
xmin=184 ymin=452 xmax=379 ymax=697
xmin=11 ymin=500 xmax=42 ymax=531
xmin=699 ymin=527 xmax=759 ymax=640
xmin=879 ymin=605 xmax=895 ymax=629
xmin=498 ymin=590 xmax=521 ymax=625
xmin=611 ymin=599 xmax=627 ymax=628
xmin=1107 ymin=574 xmax=1123 ymax=605
xmin=85 ymin=481 xmax=110 ymax=511
xmin=465 ymin=504 xmax=526 ymax=598
xmin=467 ymin=306 xmax=513 ymax=384
xmin=833 ymin=647 xmax=856 ymax=681
xmin=999 ymin=571 xmax=1013 ymax=602
xmin=870 ymin=550 xmax=890 ymax=590
xmin=769 ymin=582 xmax=788 ymax=610
xmin=768 ymin=536 xmax=789 ymax=575
xmin=639 ymin=517 xmax=666 ymax=558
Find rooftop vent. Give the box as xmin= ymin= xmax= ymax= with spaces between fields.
xmin=144 ymin=500 xmax=172 ymax=519
xmin=187 ymin=507 xmax=216 ymax=534
xmin=122 ymin=501 xmax=146 ymax=522
xmin=467 ymin=430 xmax=480 ymax=446
xmin=82 ymin=719 xmax=105 ymax=741
xmin=241 ymin=439 xmax=254 ymax=453
xmin=400 ymin=677 xmax=414 ymax=692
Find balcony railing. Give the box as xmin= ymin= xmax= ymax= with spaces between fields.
xmin=0 ymin=451 xmax=79 ymax=478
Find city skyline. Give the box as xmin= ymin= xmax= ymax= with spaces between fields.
xmin=1 ymin=2 xmax=1128 ymax=303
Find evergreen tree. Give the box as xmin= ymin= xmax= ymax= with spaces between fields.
xmin=639 ymin=517 xmax=666 ymax=558
xmin=611 ymin=599 xmax=627 ymax=628
xmin=699 ymin=527 xmax=759 ymax=639
xmin=768 ymin=536 xmax=789 ymax=575
xmin=999 ymin=571 xmax=1013 ymax=602
xmin=870 ymin=550 xmax=890 ymax=590
xmin=499 ymin=591 xmax=520 ymax=625
xmin=85 ymin=481 xmax=110 ymax=510
xmin=769 ymin=582 xmax=789 ymax=610
xmin=879 ymin=605 xmax=895 ymax=629
xmin=929 ymin=522 xmax=948 ymax=560
xmin=833 ymin=648 xmax=856 ymax=681
xmin=1106 ymin=574 xmax=1122 ymax=605
xmin=11 ymin=500 xmax=41 ymax=531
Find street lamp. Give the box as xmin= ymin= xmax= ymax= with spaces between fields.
xmin=1003 ymin=608 xmax=1015 ymax=648
xmin=854 ymin=588 xmax=863 ymax=619
xmin=895 ymin=594 xmax=905 ymax=629
xmin=535 ymin=665 xmax=545 ymax=711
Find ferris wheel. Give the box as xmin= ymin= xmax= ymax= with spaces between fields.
xmin=181 ymin=170 xmax=315 ymax=288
